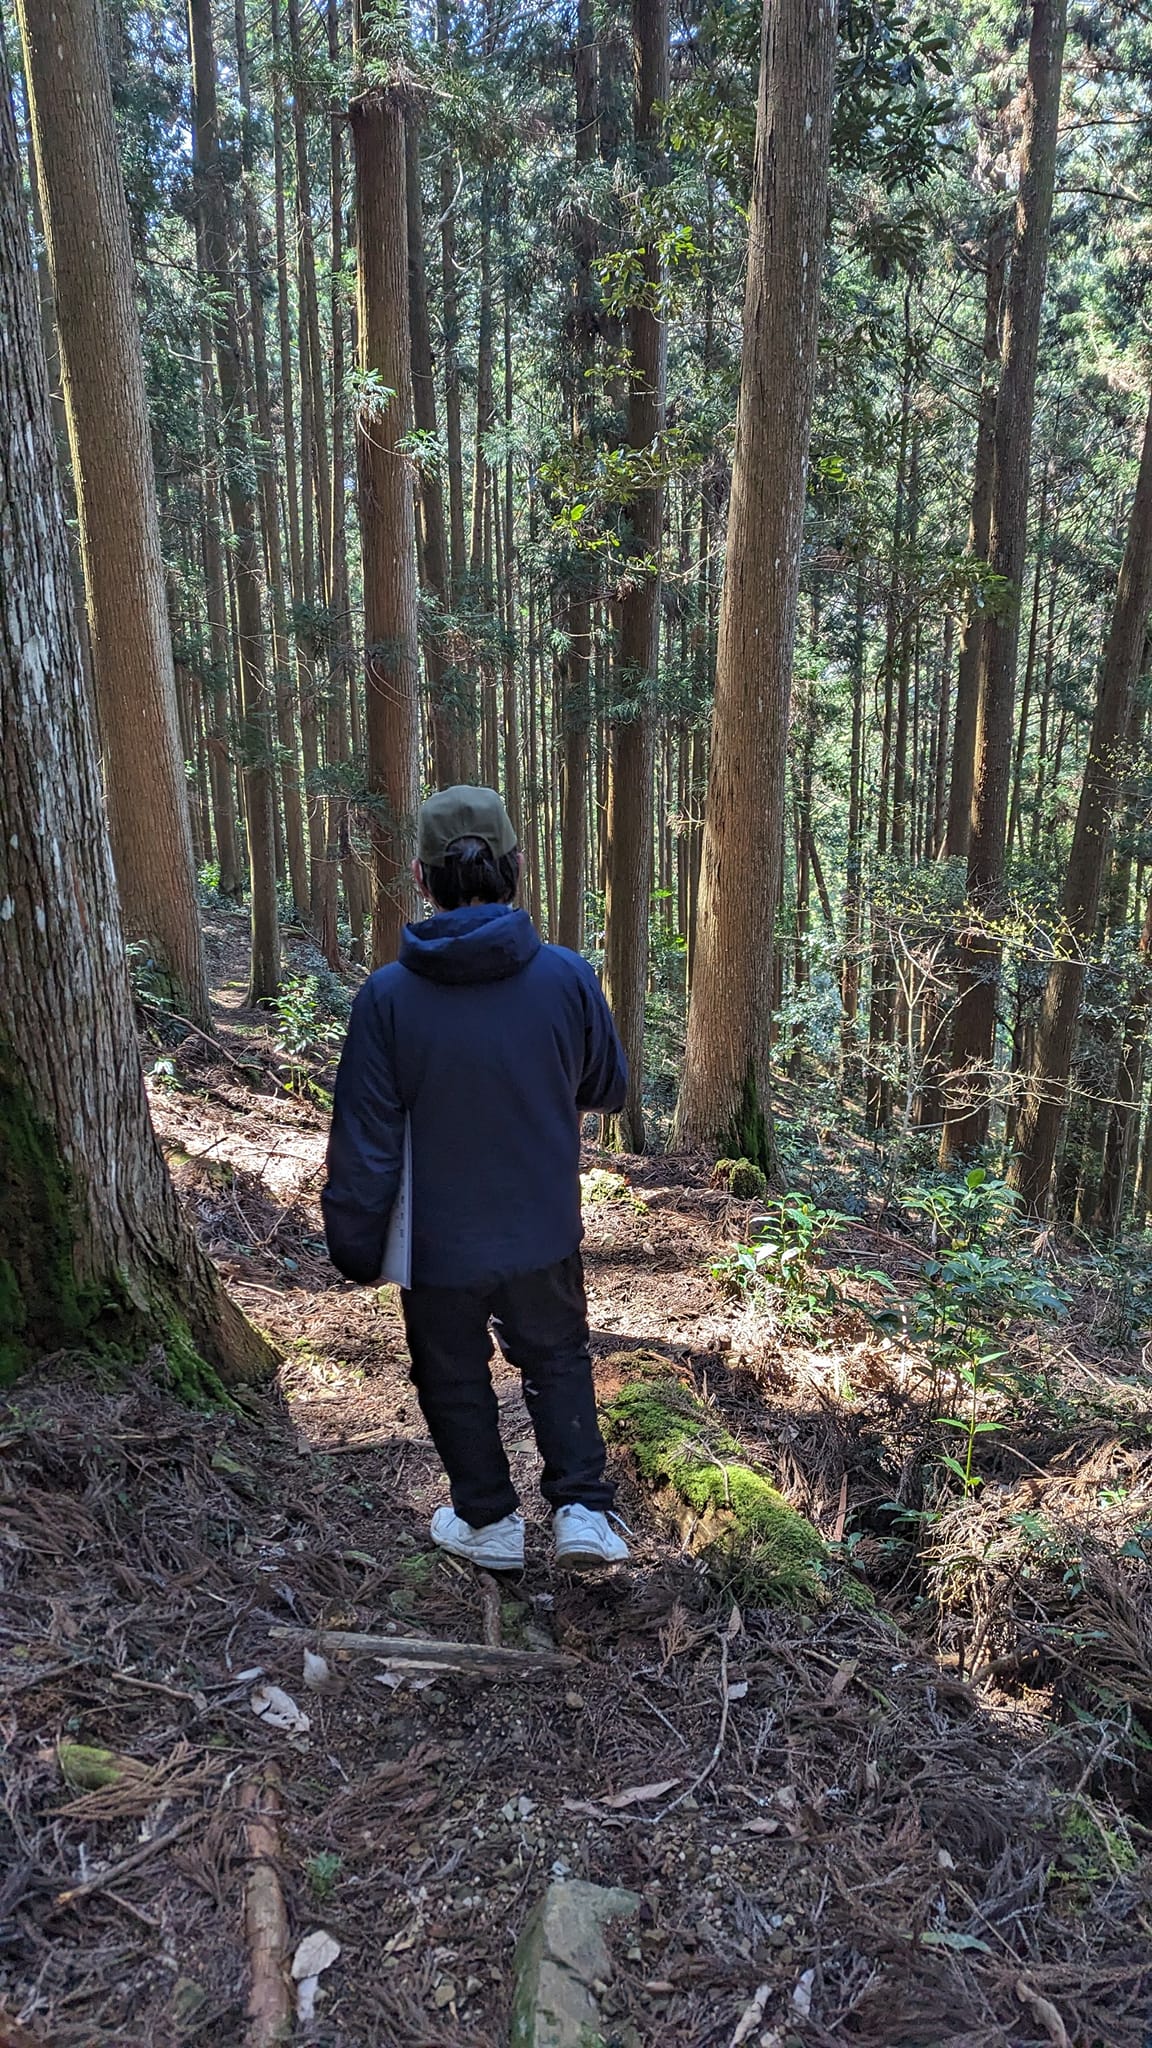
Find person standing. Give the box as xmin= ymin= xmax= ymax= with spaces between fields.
xmin=322 ymin=786 xmax=631 ymax=1571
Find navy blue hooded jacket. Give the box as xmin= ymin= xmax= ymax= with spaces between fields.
xmin=321 ymin=904 xmax=628 ymax=1291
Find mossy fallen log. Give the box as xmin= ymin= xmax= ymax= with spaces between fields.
xmin=57 ymin=1740 xmax=146 ymax=1791
xmin=599 ymin=1355 xmax=856 ymax=1608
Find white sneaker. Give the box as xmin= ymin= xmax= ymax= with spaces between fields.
xmin=553 ymin=1504 xmax=631 ymax=1570
xmin=429 ymin=1506 xmax=525 ymax=1571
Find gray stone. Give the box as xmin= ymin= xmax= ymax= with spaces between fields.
xmin=510 ymin=1881 xmax=641 ymax=2048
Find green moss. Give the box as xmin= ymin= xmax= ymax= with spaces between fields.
xmin=157 ymin=1312 xmax=231 ymax=1409
xmin=0 ymin=1042 xmax=99 ymax=1382
xmin=720 ymin=1062 xmax=775 ymax=1179
xmin=712 ymin=1157 xmax=768 ymax=1200
xmin=0 ymin=1038 xmax=231 ymax=1404
xmin=602 ymin=1373 xmax=828 ymax=1606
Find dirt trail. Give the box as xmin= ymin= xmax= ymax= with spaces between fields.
xmin=1 ymin=915 xmax=1148 ymax=2046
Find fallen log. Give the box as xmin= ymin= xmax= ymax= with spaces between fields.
xmin=269 ymin=1625 xmax=574 ymax=1675
xmin=242 ymin=1763 xmax=291 ymax=2048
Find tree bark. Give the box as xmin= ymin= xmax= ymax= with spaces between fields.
xmin=235 ymin=0 xmax=310 ymax=925
xmin=940 ymin=0 xmax=1066 ymax=1162
xmin=197 ymin=280 xmax=242 ymax=903
xmin=944 ymin=212 xmax=1010 ymax=861
xmin=188 ymin=0 xmax=280 ymax=1005
xmin=16 ymin=0 xmax=211 ymax=1028
xmin=439 ymin=148 xmax=468 ymax=599
xmin=840 ymin=569 xmax=866 ymax=1086
xmin=602 ymin=0 xmax=668 ymax=1153
xmin=1010 ymin=389 xmax=1152 ymax=1213
xmin=406 ymin=115 xmax=465 ymax=788
xmin=557 ymin=0 xmax=599 ymax=953
xmin=0 ymin=64 xmax=272 ymax=1389
xmin=1096 ymin=876 xmax=1152 ymax=1236
xmin=672 ymin=0 xmax=836 ymax=1166
xmin=350 ymin=33 xmax=421 ymax=966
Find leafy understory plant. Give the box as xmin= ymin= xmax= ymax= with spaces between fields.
xmin=272 ymin=975 xmax=344 ymax=1098
xmin=712 ymin=1192 xmax=848 ymax=1329
xmin=937 ymin=1347 xmax=1007 ymax=1495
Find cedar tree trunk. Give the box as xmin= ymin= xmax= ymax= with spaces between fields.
xmin=673 ymin=0 xmax=836 ymax=1167
xmin=1010 ymin=389 xmax=1152 ymax=1213
xmin=0 ymin=67 xmax=272 ymax=1389
xmin=16 ymin=0 xmax=211 ymax=1027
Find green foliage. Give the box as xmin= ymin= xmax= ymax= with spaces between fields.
xmin=306 ymin=1851 xmax=344 ymax=1900
xmin=713 ymin=1193 xmax=848 ymax=1319
xmin=884 ymin=1171 xmax=1071 ymax=1385
xmin=273 ymin=975 xmax=344 ymax=1067
xmin=936 ymin=1349 xmax=1007 ymax=1496
xmin=902 ymin=1166 xmax=1018 ymax=1251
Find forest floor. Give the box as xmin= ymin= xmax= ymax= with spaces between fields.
xmin=2 ymin=910 xmax=1151 ymax=2048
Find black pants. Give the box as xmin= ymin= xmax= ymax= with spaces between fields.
xmin=400 ymin=1251 xmax=613 ymax=1528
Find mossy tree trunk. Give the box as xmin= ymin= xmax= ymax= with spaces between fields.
xmin=672 ymin=0 xmax=836 ymax=1169
xmin=0 ymin=65 xmax=274 ymax=1392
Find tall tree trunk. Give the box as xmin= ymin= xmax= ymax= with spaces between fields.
xmin=1096 ymin=876 xmax=1152 ymax=1236
xmin=235 ymin=0 xmax=310 ymax=924
xmin=866 ymin=363 xmax=912 ymax=1133
xmin=602 ymin=0 xmax=668 ymax=1152
xmin=1006 ymin=466 xmax=1051 ymax=855
xmin=932 ymin=610 xmax=953 ymax=855
xmin=944 ymin=212 xmax=1010 ymax=860
xmin=840 ymin=568 xmax=866 ymax=1087
xmin=940 ymin=0 xmax=1066 ymax=1162
xmin=557 ymin=0 xmax=598 ymax=951
xmin=17 ymin=0 xmax=211 ymax=1027
xmin=0 ymin=64 xmax=272 ymax=1387
xmin=672 ymin=0 xmax=836 ymax=1166
xmin=197 ymin=265 xmax=242 ymax=903
xmin=1010 ymin=390 xmax=1152 ymax=1212
xmin=439 ymin=148 xmax=467 ymax=598
xmin=350 ymin=27 xmax=421 ymax=965
xmin=406 ymin=116 xmax=464 ymax=787
xmin=188 ymin=0 xmax=280 ymax=1004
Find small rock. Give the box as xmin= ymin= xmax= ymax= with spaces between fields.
xmin=510 ymin=1881 xmax=641 ymax=2047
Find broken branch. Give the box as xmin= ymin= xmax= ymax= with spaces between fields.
xmin=269 ymin=1624 xmax=573 ymax=1674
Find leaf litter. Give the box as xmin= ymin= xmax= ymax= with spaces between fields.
xmin=0 ymin=917 xmax=1148 ymax=2046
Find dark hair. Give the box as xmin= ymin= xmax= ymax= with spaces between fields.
xmin=421 ymin=835 xmax=519 ymax=911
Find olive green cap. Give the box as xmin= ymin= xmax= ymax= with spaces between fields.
xmin=417 ymin=785 xmax=518 ymax=865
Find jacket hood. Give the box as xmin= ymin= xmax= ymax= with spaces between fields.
xmin=399 ymin=904 xmax=542 ymax=986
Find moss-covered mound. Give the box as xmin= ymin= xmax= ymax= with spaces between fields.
xmin=710 ymin=1156 xmax=768 ymax=1201
xmin=600 ymin=1359 xmax=831 ymax=1606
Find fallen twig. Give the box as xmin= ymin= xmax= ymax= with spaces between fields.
xmin=55 ymin=1810 xmax=202 ymax=1906
xmin=269 ymin=1624 xmax=573 ymax=1674
xmin=477 ymin=1572 xmax=503 ymax=1648
xmin=242 ymin=1763 xmax=291 ymax=2048
xmin=305 ymin=1430 xmax=398 ymax=1455
xmin=136 ymin=995 xmax=295 ymax=1099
